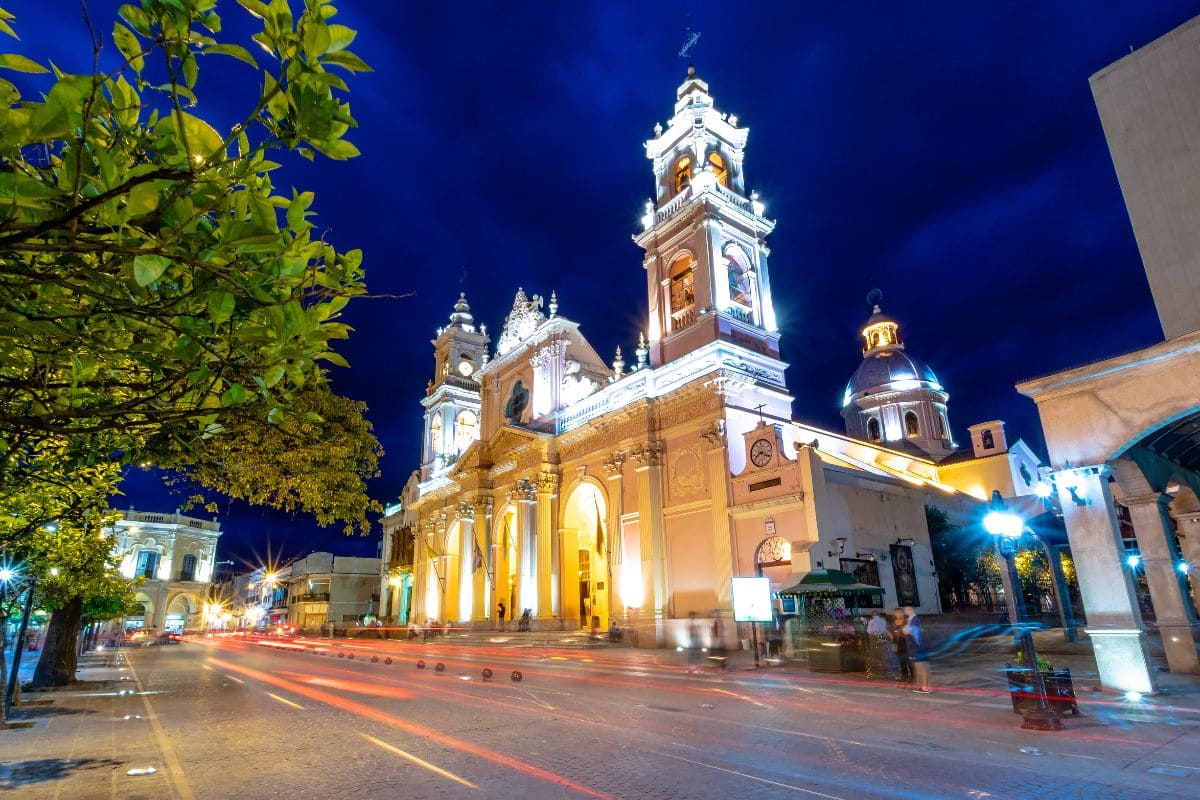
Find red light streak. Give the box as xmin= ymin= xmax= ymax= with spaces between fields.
xmin=208 ymin=657 xmax=615 ymax=799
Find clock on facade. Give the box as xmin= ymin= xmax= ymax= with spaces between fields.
xmin=457 ymin=358 xmax=474 ymax=377
xmin=750 ymin=438 xmax=773 ymax=467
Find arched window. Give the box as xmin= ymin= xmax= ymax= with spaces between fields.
xmin=454 ymin=410 xmax=478 ymax=453
xmin=871 ymin=332 xmax=881 ymax=347
xmin=981 ymin=429 xmax=995 ymax=449
xmin=180 ymin=554 xmax=197 ymax=581
xmin=905 ymin=411 xmax=920 ymax=437
xmin=669 ymin=253 xmax=695 ymax=318
xmin=935 ymin=411 xmax=947 ymax=439
xmin=673 ymin=156 xmax=692 ymax=194
xmin=708 ymin=152 xmax=730 ymax=187
xmin=866 ymin=417 xmax=881 ymax=441
xmin=724 ymin=245 xmax=754 ymax=309
xmin=429 ymin=415 xmax=443 ymax=456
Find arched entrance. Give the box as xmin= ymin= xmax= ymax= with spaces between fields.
xmin=493 ymin=506 xmax=519 ymax=624
xmin=128 ymin=592 xmax=153 ymax=630
xmin=165 ymin=592 xmax=199 ymax=632
xmin=562 ymin=482 xmax=609 ymax=630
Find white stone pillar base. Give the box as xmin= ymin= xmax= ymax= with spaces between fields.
xmin=1086 ymin=628 xmax=1157 ymax=694
xmin=1158 ymin=622 xmax=1200 ymax=675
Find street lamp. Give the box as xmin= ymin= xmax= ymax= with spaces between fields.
xmin=984 ymin=491 xmax=1063 ymax=732
xmin=2 ymin=561 xmax=40 ymax=717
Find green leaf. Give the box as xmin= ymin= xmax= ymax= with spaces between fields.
xmin=302 ymin=19 xmax=331 ymax=58
xmin=326 ymin=24 xmax=356 ymax=52
xmin=118 ymin=4 xmax=151 ymax=36
xmin=310 ymin=138 xmax=359 ymax=160
xmin=112 ymin=22 xmax=143 ymax=73
xmin=221 ymin=383 xmax=247 ymax=406
xmin=318 ymin=350 xmax=349 ymax=368
xmin=203 ymin=43 xmax=257 ymax=68
xmin=206 ymin=290 xmax=235 ymax=325
xmin=126 ymin=181 xmax=160 ymax=217
xmin=0 ymin=53 xmax=48 ymax=73
xmin=132 ymin=254 xmax=171 ymax=287
xmin=236 ymin=0 xmax=269 ymax=19
xmin=321 ymin=49 xmax=371 ymax=73
xmin=181 ymin=51 xmax=198 ymax=90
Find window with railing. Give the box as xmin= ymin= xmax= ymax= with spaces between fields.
xmin=179 ymin=553 xmax=196 ymax=581
xmin=135 ymin=550 xmax=159 ymax=579
xmin=669 ymin=253 xmax=695 ymax=328
xmin=673 ymin=156 xmax=692 ymax=194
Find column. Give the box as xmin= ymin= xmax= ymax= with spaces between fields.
xmin=1043 ymin=543 xmax=1079 ymax=642
xmin=378 ymin=527 xmax=392 ymax=621
xmin=493 ymin=509 xmax=510 ymax=627
xmin=1124 ymin=492 xmax=1200 ymax=674
xmin=471 ymin=497 xmax=492 ymax=624
xmin=536 ymin=471 xmax=558 ymax=621
xmin=633 ymin=441 xmax=667 ymax=646
xmin=1175 ymin=511 xmax=1200 ymax=611
xmin=702 ymin=423 xmax=734 ymax=614
xmin=604 ymin=453 xmax=627 ymax=621
xmin=1056 ymin=465 xmax=1156 ymax=693
xmin=443 ymin=518 xmax=460 ymax=624
xmin=515 ymin=481 xmax=537 ymax=617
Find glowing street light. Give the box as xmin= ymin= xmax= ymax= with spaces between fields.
xmin=985 ymin=491 xmax=1063 ymax=733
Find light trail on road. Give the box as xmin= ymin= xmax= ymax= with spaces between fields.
xmin=207 ymin=656 xmax=617 ymax=799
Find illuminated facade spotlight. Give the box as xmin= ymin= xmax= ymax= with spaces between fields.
xmin=1126 ymin=554 xmax=1141 ymax=568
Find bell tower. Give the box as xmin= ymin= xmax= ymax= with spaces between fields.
xmin=421 ymin=293 xmax=488 ymax=481
xmin=634 ymin=67 xmax=781 ymax=367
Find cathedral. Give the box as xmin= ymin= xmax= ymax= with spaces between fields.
xmin=379 ymin=69 xmax=1042 ymax=648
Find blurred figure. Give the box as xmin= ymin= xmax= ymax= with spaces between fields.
xmin=686 ymin=612 xmax=702 ymax=673
xmin=497 ymin=600 xmax=507 ymax=631
xmin=865 ymin=610 xmax=888 ymax=679
xmin=904 ymin=606 xmax=931 ymax=693
xmin=891 ymin=608 xmax=912 ymax=684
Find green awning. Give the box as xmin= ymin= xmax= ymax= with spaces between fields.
xmin=777 ymin=568 xmax=885 ymax=597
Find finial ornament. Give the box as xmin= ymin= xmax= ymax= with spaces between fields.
xmin=612 ymin=345 xmax=625 ymax=381
xmin=635 ymin=332 xmax=648 ymax=369
xmin=549 ymin=290 xmax=558 ymax=317
xmin=866 ymin=288 xmax=883 ymax=311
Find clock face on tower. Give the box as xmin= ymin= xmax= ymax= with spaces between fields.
xmin=750 ymin=438 xmax=773 ymax=467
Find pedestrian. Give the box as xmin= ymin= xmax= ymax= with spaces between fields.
xmin=686 ymin=611 xmax=703 ymax=673
xmin=865 ymin=610 xmax=888 ymax=679
xmin=710 ymin=609 xmax=726 ymax=668
xmin=891 ymin=608 xmax=912 ymax=684
xmin=904 ymin=606 xmax=932 ymax=693
xmin=497 ymin=600 xmax=507 ymax=631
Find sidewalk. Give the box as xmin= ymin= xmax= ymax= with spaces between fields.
xmin=0 ymin=647 xmax=186 ymax=799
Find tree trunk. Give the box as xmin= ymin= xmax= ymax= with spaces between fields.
xmin=29 ymin=596 xmax=83 ymax=689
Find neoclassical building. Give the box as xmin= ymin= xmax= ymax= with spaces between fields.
xmin=381 ymin=70 xmax=1007 ymax=647
xmin=112 ymin=509 xmax=222 ymax=632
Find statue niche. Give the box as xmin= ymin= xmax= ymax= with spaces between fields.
xmin=504 ymin=380 xmax=529 ymax=424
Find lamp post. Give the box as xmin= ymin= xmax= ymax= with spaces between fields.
xmin=983 ymin=491 xmax=1063 ymax=732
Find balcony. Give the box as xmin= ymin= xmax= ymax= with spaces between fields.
xmin=295 ymin=593 xmax=330 ymax=603
xmin=671 ymin=305 xmax=697 ymax=330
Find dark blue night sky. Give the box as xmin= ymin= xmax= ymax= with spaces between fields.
xmin=15 ymin=1 xmax=1199 ymax=565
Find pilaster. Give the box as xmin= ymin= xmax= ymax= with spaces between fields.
xmin=604 ymin=452 xmax=627 ymax=620
xmin=701 ymin=422 xmax=734 ymax=610
xmin=632 ymin=440 xmax=667 ymax=645
xmin=471 ymin=496 xmax=493 ymax=623
xmin=536 ymin=470 xmax=559 ymax=620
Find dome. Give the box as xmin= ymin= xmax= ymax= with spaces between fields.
xmin=845 ymin=349 xmax=941 ymax=399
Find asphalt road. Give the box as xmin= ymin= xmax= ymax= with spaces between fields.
xmin=116 ymin=635 xmax=1200 ymax=800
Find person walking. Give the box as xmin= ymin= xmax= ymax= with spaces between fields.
xmin=891 ymin=608 xmax=912 ymax=684
xmin=865 ymin=610 xmax=888 ymax=679
xmin=686 ymin=612 xmax=703 ymax=674
xmin=497 ymin=601 xmax=507 ymax=632
xmin=904 ymin=606 xmax=931 ymax=693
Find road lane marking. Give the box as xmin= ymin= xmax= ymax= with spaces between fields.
xmin=124 ymin=657 xmax=197 ymax=800
xmin=224 ymin=674 xmax=245 ymax=684
xmin=646 ymin=748 xmax=848 ymax=799
xmin=361 ymin=734 xmax=478 ymax=789
xmin=266 ymin=692 xmax=305 ymax=710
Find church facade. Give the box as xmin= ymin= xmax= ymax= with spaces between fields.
xmin=381 ymin=70 xmax=1002 ymax=648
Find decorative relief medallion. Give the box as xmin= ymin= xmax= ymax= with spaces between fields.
xmin=669 ymin=446 xmax=705 ymax=497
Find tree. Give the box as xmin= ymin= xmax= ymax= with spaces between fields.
xmin=151 ymin=381 xmax=382 ymax=534
xmin=0 ymin=0 xmax=376 ymax=687
xmin=926 ymin=505 xmax=992 ymax=611
xmin=11 ymin=511 xmax=137 ymax=689
xmin=0 ymin=0 xmax=371 ymax=523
